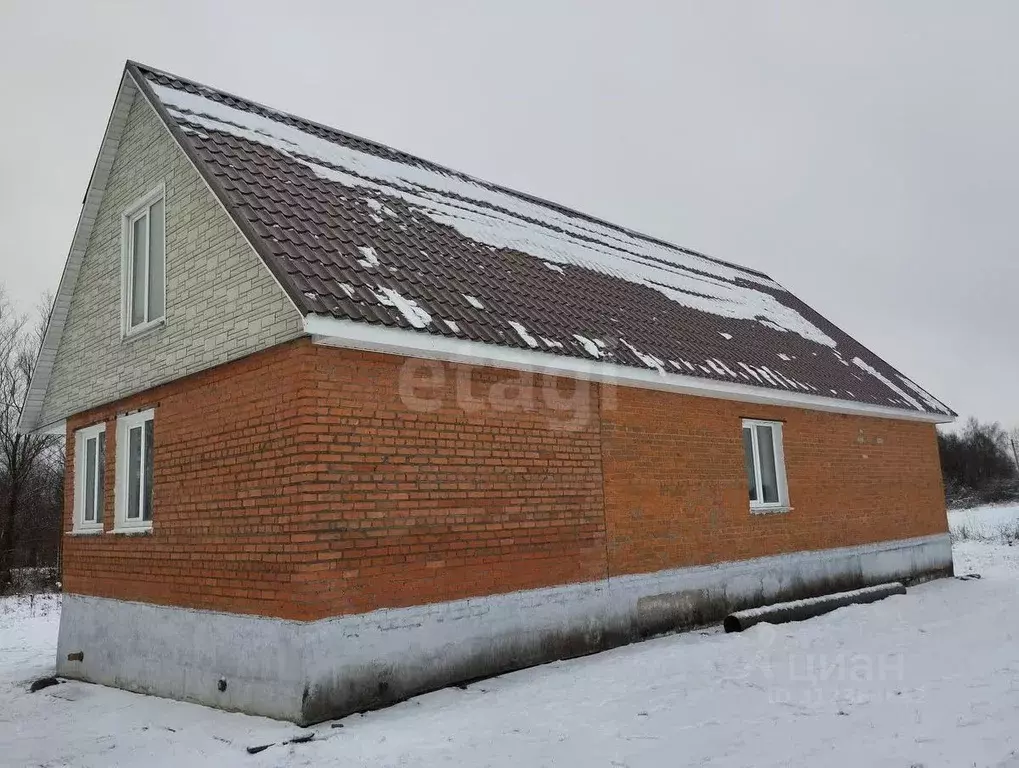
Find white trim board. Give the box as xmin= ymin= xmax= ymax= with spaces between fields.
xmin=305 ymin=314 xmax=953 ymax=424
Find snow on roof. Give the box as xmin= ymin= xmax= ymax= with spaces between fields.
xmin=132 ymin=64 xmax=953 ymax=419
xmin=373 ymin=287 xmax=430 ymax=329
xmin=508 ymin=320 xmax=539 ymax=349
xmin=149 ymin=81 xmax=839 ymax=349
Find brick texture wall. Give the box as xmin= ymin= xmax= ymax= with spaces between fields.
xmin=40 ymin=89 xmax=304 ymax=428
xmin=294 ymin=345 xmax=607 ymax=615
xmin=601 ymin=387 xmax=947 ymax=576
xmin=63 ymin=340 xmax=948 ymax=621
xmin=63 ymin=341 xmax=314 ymax=619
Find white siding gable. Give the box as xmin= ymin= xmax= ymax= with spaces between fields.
xmin=38 ymin=90 xmax=304 ymax=427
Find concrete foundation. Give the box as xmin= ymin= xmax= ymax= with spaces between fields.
xmin=56 ymin=533 xmax=953 ymax=724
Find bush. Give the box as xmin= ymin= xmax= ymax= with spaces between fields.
xmin=2 ymin=566 xmax=59 ymax=596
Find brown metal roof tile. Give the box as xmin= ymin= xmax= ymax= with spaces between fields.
xmin=133 ymin=63 xmax=953 ymax=418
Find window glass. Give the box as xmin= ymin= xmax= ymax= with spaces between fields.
xmin=128 ymin=425 xmax=142 ymax=519
xmin=84 ymin=436 xmax=97 ymax=522
xmin=96 ymin=432 xmax=105 ymax=524
xmin=756 ymin=424 xmax=780 ymax=504
xmin=147 ymin=199 xmax=165 ymax=320
xmin=142 ymin=419 xmax=154 ymax=521
xmin=742 ymin=427 xmax=757 ymax=502
xmin=131 ymin=215 xmax=147 ymax=327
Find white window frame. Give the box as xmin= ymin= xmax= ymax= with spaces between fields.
xmin=114 ymin=408 xmax=156 ymax=532
xmin=73 ymin=422 xmax=107 ymax=533
xmin=120 ymin=185 xmax=166 ymax=339
xmin=742 ymin=419 xmax=790 ymax=513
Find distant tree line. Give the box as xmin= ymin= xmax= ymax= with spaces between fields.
xmin=0 ymin=288 xmax=63 ymax=593
xmin=938 ymin=419 xmax=1019 ymax=508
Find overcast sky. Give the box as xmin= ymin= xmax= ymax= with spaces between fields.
xmin=1 ymin=1 xmax=1014 ymax=427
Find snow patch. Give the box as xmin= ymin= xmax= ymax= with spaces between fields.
xmin=463 ymin=294 xmax=485 ymax=310
xmin=706 ymin=359 xmax=728 ymax=377
xmin=758 ymin=367 xmax=787 ymax=388
xmin=364 ymin=197 xmax=397 ymax=218
xmin=508 ymin=320 xmax=540 ymax=348
xmin=573 ymin=334 xmax=602 ymax=358
xmin=357 ymin=245 xmax=380 ymax=268
xmin=374 ymin=286 xmax=431 ymax=329
xmin=713 ymin=359 xmax=739 ymax=378
xmin=897 ymin=375 xmax=950 ymax=413
xmin=619 ymin=339 xmax=664 ymax=372
xmin=851 ymin=357 xmax=925 ymax=411
xmin=738 ymin=363 xmax=762 ymax=383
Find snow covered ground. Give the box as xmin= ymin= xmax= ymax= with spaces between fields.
xmin=2 ymin=506 xmax=1019 ymax=767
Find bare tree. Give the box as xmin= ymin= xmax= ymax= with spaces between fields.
xmin=0 ymin=287 xmax=61 ymax=592
xmin=1010 ymin=426 xmax=1019 ymax=473
xmin=938 ymin=418 xmax=1019 ymax=507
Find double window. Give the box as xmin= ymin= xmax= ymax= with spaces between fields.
xmin=72 ymin=409 xmax=156 ymax=534
xmin=122 ymin=188 xmax=165 ymax=336
xmin=742 ymin=419 xmax=789 ymax=512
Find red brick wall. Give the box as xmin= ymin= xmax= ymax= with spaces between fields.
xmin=601 ymin=388 xmax=947 ymax=576
xmin=62 ymin=341 xmax=315 ymax=619
xmin=63 ymin=340 xmax=607 ymax=620
xmin=292 ymin=346 xmax=606 ymax=616
xmin=63 ymin=340 xmax=947 ymax=621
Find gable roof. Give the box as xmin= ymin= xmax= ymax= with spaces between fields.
xmin=21 ymin=62 xmax=953 ymax=432
xmin=19 ymin=71 xmax=141 ymax=434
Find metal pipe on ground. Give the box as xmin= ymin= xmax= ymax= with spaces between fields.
xmin=722 ymin=582 xmax=907 ymax=633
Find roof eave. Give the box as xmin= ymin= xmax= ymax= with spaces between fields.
xmin=303 ymin=313 xmax=955 ymax=425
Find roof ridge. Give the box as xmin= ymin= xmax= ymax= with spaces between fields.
xmin=127 ymin=60 xmax=772 ymax=282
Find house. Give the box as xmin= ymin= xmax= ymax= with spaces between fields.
xmin=20 ymin=61 xmax=955 ymax=724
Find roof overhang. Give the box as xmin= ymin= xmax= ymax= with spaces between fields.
xmin=21 ymin=61 xmax=954 ymax=433
xmin=18 ymin=71 xmax=139 ymax=435
xmin=304 ymin=314 xmax=955 ymax=425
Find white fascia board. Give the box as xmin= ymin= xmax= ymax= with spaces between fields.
xmin=128 ymin=66 xmax=305 ymax=321
xmin=18 ymin=72 xmax=139 ymax=435
xmin=304 ymin=313 xmax=954 ymax=425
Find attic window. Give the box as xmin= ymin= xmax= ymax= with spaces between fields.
xmin=122 ymin=187 xmax=166 ymax=336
